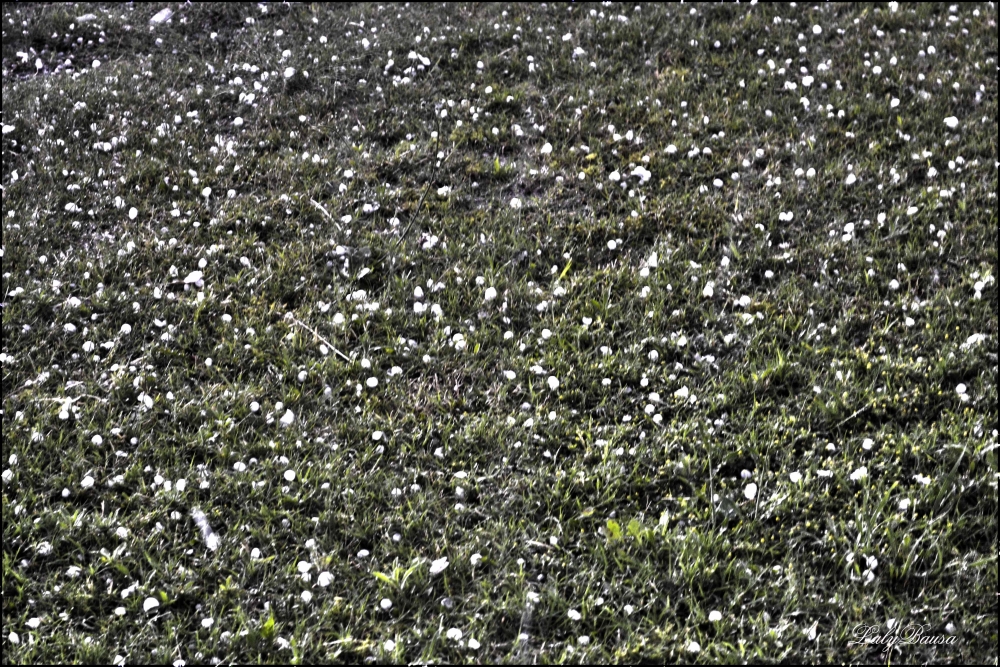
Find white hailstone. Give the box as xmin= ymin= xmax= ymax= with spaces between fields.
xmin=568 ymin=609 xmax=582 ymax=621
xmin=380 ymin=598 xmax=393 ymax=611
xmin=504 ymin=370 xmax=516 ymax=381
xmin=372 ymin=430 xmax=384 ymax=441
xmin=201 ymin=618 xmax=214 ymax=629
xmin=509 ymin=198 xmax=522 ymax=210
xmin=233 ymin=117 xmax=244 ymax=127
xmin=301 ymin=590 xmax=313 ymax=603
xmin=789 ymin=471 xmax=803 ymax=483
xmin=120 ymin=324 xmax=132 ymax=335
xmin=687 ymin=641 xmax=701 ymax=653
xmin=674 ymin=386 xmax=690 ymax=399
xmin=540 ymin=142 xmax=553 ymax=155
xmin=26 ymin=618 xmax=41 ymax=629
xmin=81 ymin=475 xmax=95 ymax=489
xmin=92 ymin=435 xmax=103 ymax=446
xmin=713 ymin=178 xmax=723 ymax=188
xmin=446 ymin=628 xmax=463 ymax=641
xmin=201 ymin=187 xmax=212 ymax=198
xmin=279 ymin=409 xmax=295 ymax=427
xmin=366 ymin=377 xmax=378 ymax=388
xmin=955 ymin=383 xmax=967 ymax=395
xmin=284 ymin=469 xmax=296 ymax=482
xmin=205 ymin=358 xmax=213 ymax=368
xmin=182 ymin=270 xmax=203 ymax=285
xmin=83 ymin=341 xmax=95 ymax=352
xmin=297 ymin=561 xmax=313 ymax=574
xmin=284 ymin=67 xmax=296 ymax=79
xmin=150 ymin=8 xmax=173 ymax=24
xmin=251 ymin=548 xmax=262 ymax=559
xmin=384 ymin=639 xmax=396 ymax=652
xmin=962 ymin=334 xmax=986 ymax=349
xmin=702 ymin=283 xmax=714 ymax=298
xmin=484 ymin=287 xmax=498 ymax=301
xmin=233 ymin=461 xmax=247 ymax=472
xmin=317 ymin=571 xmax=334 ymax=587
xmin=631 ymin=166 xmax=652 ymax=182
xmin=812 ymin=24 xmax=822 ymax=34
xmin=9 ymin=632 xmax=19 ymax=645
xmin=943 ymin=116 xmax=959 ymax=129
xmin=850 ymin=466 xmax=868 ymax=481
xmin=143 ymin=597 xmax=160 ymax=612
xmin=666 ymin=144 xmax=677 ymax=154
xmin=578 ymin=635 xmax=591 ymax=645
xmin=744 ymin=483 xmax=758 ymax=500
xmin=436 ymin=185 xmax=451 ymax=197
xmin=250 ymin=401 xmax=260 ymax=412
xmin=845 ymin=173 xmax=857 ymax=185
xmin=709 ymin=610 xmax=723 ymax=622
xmin=889 ymin=279 xmax=900 ymax=290
xmin=2 ymin=469 xmax=13 ymax=484
xmin=468 ymin=637 xmax=481 ymax=650
xmin=430 ymin=557 xmax=450 ymax=575
xmin=547 ymin=376 xmax=560 ymax=391
xmin=607 ymin=240 xmax=617 ymax=250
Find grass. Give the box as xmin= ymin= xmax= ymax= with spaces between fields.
xmin=2 ymin=1 xmax=997 ymax=664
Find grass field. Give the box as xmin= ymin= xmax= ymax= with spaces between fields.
xmin=2 ymin=2 xmax=997 ymax=663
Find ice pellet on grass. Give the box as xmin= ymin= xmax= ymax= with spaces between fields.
xmin=191 ymin=507 xmax=220 ymax=551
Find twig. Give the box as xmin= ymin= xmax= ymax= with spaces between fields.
xmin=881 ymin=225 xmax=910 ymax=242
xmin=753 ymin=480 xmax=762 ymax=523
xmin=287 ymin=315 xmax=351 ymax=363
xmin=392 ymin=183 xmax=431 ymax=251
xmin=30 ymin=394 xmax=107 ymax=407
xmin=708 ymin=450 xmax=716 ymax=530
xmin=836 ymin=401 xmax=873 ymax=429
xmin=310 ymin=198 xmax=342 ymax=231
